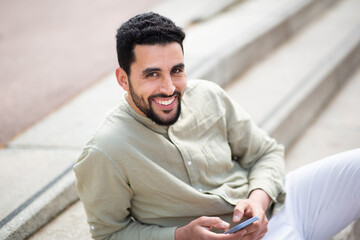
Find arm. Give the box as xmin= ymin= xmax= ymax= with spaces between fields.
xmin=223 ymin=91 xmax=286 ymax=206
xmin=219 ymin=89 xmax=285 ymax=239
xmin=74 ymin=147 xmax=176 ymax=240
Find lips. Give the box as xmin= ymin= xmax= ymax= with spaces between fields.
xmin=152 ymin=96 xmax=177 ymax=111
xmin=155 ymin=98 xmax=175 ymax=106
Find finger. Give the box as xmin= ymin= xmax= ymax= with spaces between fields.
xmin=241 ymin=231 xmax=261 ymax=240
xmin=257 ymin=230 xmax=267 ymax=240
xmin=241 ymin=223 xmax=258 ymax=234
xmin=228 ymin=229 xmax=247 ymax=240
xmin=245 ymin=228 xmax=267 ymax=240
xmin=233 ymin=202 xmax=248 ymax=222
xmin=244 ymin=208 xmax=254 ymax=218
xmin=219 ymin=229 xmax=247 ymax=240
xmin=197 ymin=216 xmax=230 ymax=230
xmin=257 ymin=225 xmax=268 ymax=239
xmin=244 ymin=209 xmax=267 ymax=232
xmin=242 ymin=219 xmax=268 ymax=237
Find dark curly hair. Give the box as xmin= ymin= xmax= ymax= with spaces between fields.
xmin=116 ymin=12 xmax=186 ymax=76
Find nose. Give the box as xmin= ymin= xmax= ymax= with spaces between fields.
xmin=159 ymin=74 xmax=175 ymax=96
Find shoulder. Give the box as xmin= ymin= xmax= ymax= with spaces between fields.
xmin=183 ymin=79 xmax=229 ymax=110
xmin=176 ymin=80 xmax=230 ymax=126
xmin=181 ymin=79 xmax=252 ymax=123
xmin=74 ymin=106 xmax=133 ymax=178
xmin=90 ymin=105 xmax=129 ymax=142
xmin=186 ymin=79 xmax=225 ymax=95
xmin=184 ymin=79 xmax=227 ymax=104
xmin=80 ymin=103 xmax=137 ymax=159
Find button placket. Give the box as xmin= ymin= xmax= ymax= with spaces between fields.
xmin=168 ymin=130 xmax=195 ymax=185
xmin=168 ymin=127 xmax=201 ymax=189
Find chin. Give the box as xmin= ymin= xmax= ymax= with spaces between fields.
xmin=151 ymin=109 xmax=181 ymax=126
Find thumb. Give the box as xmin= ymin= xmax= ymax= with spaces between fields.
xmin=198 ymin=217 xmax=230 ymax=229
xmin=233 ymin=202 xmax=246 ymax=223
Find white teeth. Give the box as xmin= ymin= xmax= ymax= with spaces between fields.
xmin=156 ymin=98 xmax=175 ymax=106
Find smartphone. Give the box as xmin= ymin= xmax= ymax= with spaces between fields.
xmin=224 ymin=216 xmax=259 ymax=234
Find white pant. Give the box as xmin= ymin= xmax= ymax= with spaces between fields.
xmin=264 ymin=148 xmax=360 ymax=240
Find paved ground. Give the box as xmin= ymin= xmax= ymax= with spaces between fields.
xmin=28 ymin=60 xmax=360 ymax=240
xmin=0 ymin=0 xmax=163 ymax=147
xmin=28 ymin=45 xmax=360 ymax=240
xmin=1 ymin=2 xmax=244 ymax=238
xmin=286 ymin=66 xmax=360 ymax=172
xmin=1 ymin=0 xmax=359 ymax=238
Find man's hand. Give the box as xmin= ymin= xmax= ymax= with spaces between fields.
xmin=232 ymin=189 xmax=271 ymax=240
xmin=175 ymin=216 xmax=246 ymax=240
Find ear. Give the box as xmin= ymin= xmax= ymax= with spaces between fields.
xmin=115 ymin=67 xmax=129 ymax=91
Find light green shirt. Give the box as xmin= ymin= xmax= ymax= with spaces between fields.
xmin=74 ymin=79 xmax=286 ymax=240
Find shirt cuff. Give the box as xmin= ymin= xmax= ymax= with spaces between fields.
xmin=248 ymin=179 xmax=284 ymax=204
xmin=160 ymin=226 xmax=178 ymax=240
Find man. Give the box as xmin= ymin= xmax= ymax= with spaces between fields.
xmin=74 ymin=12 xmax=360 ymax=240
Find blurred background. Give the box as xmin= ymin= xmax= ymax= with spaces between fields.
xmin=0 ymin=0 xmax=359 ymax=239
xmin=0 ymin=0 xmax=163 ymax=147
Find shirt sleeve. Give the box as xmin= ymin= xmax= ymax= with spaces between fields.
xmin=73 ymin=147 xmax=177 ymax=240
xmin=219 ymin=88 xmax=286 ymax=206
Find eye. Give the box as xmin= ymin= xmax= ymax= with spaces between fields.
xmin=172 ymin=68 xmax=183 ymax=74
xmin=146 ymin=72 xmax=158 ymax=78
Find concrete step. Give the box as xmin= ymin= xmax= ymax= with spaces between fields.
xmin=27 ymin=62 xmax=360 ymax=240
xmin=0 ymin=0 xmax=355 ymax=239
xmin=27 ymin=57 xmax=360 ymax=240
xmin=286 ymin=66 xmax=360 ymax=239
xmin=185 ymin=0 xmax=340 ymax=86
xmin=225 ymin=0 xmax=360 ymax=149
xmin=27 ymin=201 xmax=90 ymax=240
xmin=1 ymin=0 xmax=244 ymax=237
xmin=285 ymin=66 xmax=360 ymax=172
xmin=27 ymin=66 xmax=360 ymax=240
xmin=152 ymin=0 xmax=240 ymax=28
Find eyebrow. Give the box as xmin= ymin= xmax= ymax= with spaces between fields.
xmin=173 ymin=63 xmax=185 ymax=70
xmin=142 ymin=67 xmax=161 ymax=76
xmin=141 ymin=63 xmax=185 ymax=76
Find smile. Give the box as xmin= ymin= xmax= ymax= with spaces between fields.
xmin=152 ymin=95 xmax=178 ymax=110
xmin=155 ymin=97 xmax=176 ymax=106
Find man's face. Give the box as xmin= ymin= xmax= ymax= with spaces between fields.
xmin=126 ymin=42 xmax=187 ymax=125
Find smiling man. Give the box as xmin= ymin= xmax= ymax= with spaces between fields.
xmin=74 ymin=12 xmax=360 ymax=240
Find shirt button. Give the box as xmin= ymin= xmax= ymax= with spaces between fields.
xmin=187 ymin=161 xmax=192 ymax=166
xmin=199 ymin=188 xmax=203 ymax=192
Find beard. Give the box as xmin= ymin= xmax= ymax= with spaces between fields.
xmin=128 ymin=81 xmax=182 ymax=126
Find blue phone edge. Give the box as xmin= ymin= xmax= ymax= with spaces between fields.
xmin=224 ymin=216 xmax=259 ymax=234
